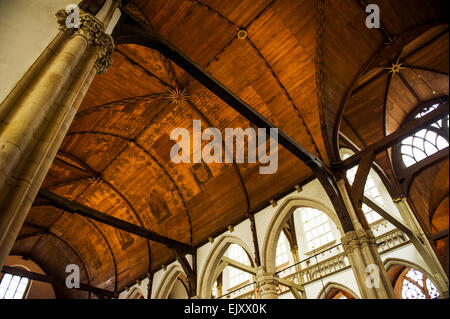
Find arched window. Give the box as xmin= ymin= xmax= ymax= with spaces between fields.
xmin=298 ymin=207 xmax=334 ymax=252
xmin=0 ymin=273 xmax=30 ymax=299
xmin=275 ymin=232 xmax=290 ymax=269
xmin=224 ymin=244 xmax=251 ymax=288
xmin=398 ymin=268 xmax=440 ymax=299
xmin=398 ymin=101 xmax=449 ymax=168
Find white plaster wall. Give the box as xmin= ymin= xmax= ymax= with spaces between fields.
xmin=168 ymin=280 xmax=188 ymax=299
xmin=303 ymin=267 xmax=361 ymax=299
xmin=381 ymin=243 xmax=428 ymax=273
xmin=0 ymin=0 xmax=81 ymax=103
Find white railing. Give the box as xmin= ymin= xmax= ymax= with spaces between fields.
xmin=376 ymin=229 xmax=409 ymax=253
xmin=276 ymin=229 xmax=410 ymax=293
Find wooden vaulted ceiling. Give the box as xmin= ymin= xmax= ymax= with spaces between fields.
xmin=12 ymin=0 xmax=449 ymax=297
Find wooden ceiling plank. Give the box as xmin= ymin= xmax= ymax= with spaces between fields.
xmin=38 ymin=189 xmax=195 ymax=254
xmin=113 ymin=15 xmax=325 ymax=172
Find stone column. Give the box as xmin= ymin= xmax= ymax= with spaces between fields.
xmin=394 ymin=197 xmax=449 ymax=298
xmin=255 ymin=267 xmax=278 ymax=299
xmin=0 ymin=1 xmax=121 ymax=269
xmin=341 ymin=229 xmax=395 ymax=299
xmin=337 ymin=180 xmax=395 ymax=299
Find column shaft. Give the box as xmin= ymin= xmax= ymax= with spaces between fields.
xmin=0 ymin=2 xmax=119 ymax=269
xmin=255 ymin=267 xmax=278 ymax=299
xmin=337 ymin=180 xmax=395 ymax=299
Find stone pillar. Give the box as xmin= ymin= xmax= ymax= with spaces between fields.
xmin=255 ymin=267 xmax=278 ymax=299
xmin=341 ymin=229 xmax=395 ymax=299
xmin=394 ymin=197 xmax=449 ymax=298
xmin=337 ymin=180 xmax=395 ymax=299
xmin=0 ymin=1 xmax=121 ymax=269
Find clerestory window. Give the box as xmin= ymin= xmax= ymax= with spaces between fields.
xmin=399 ymin=101 xmax=449 ymax=168
xmin=298 ymin=207 xmax=334 ymax=252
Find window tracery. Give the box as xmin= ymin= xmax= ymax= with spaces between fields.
xmin=400 ymin=268 xmax=440 ymax=299
xmin=398 ymin=101 xmax=449 ymax=168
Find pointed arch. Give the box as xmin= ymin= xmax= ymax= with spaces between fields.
xmin=261 ymin=196 xmax=344 ymax=274
xmin=316 ymin=281 xmax=360 ymax=299
xmin=384 ymin=257 xmax=444 ymax=298
xmin=127 ymin=287 xmax=145 ymax=299
xmin=153 ymin=264 xmax=186 ymax=299
xmin=198 ymin=235 xmax=256 ymax=299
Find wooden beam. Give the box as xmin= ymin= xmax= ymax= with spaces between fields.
xmin=277 ymin=277 xmax=305 ymax=292
xmin=248 ymin=214 xmax=261 ymax=267
xmin=38 ymin=189 xmax=194 ymax=254
xmin=173 ymin=248 xmax=197 ymax=297
xmin=350 ymin=151 xmax=375 ymax=208
xmin=115 ymin=7 xmax=356 ymax=234
xmin=1 ymin=265 xmax=118 ymax=299
xmin=221 ymin=256 xmax=257 ymax=275
xmin=213 ymin=261 xmax=228 ymax=282
xmin=288 ymin=285 xmax=303 ymax=299
xmin=362 ymin=196 xmax=413 ymax=237
xmin=343 ymin=101 xmax=449 ymax=170
xmin=16 ymin=231 xmax=45 ymax=241
xmin=429 ymin=228 xmax=449 ymax=242
xmin=114 ymin=9 xmax=325 ymax=171
xmin=147 ymin=272 xmax=153 ymax=300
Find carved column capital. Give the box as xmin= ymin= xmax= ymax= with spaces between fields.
xmin=56 ymin=10 xmax=114 ymax=74
xmin=341 ymin=229 xmax=377 ymax=254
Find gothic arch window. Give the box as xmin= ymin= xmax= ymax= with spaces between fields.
xmin=395 ymin=267 xmax=440 ymax=299
xmin=395 ymin=99 xmax=449 ymax=169
xmin=275 ymin=232 xmax=291 ymax=269
xmin=224 ymin=244 xmax=251 ymax=288
xmin=212 ymin=243 xmax=255 ymax=299
xmin=297 ymin=207 xmax=335 ymax=252
xmin=0 ymin=272 xmax=30 ymax=299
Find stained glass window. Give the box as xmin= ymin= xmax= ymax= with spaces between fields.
xmin=401 ymin=268 xmax=440 ymax=299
